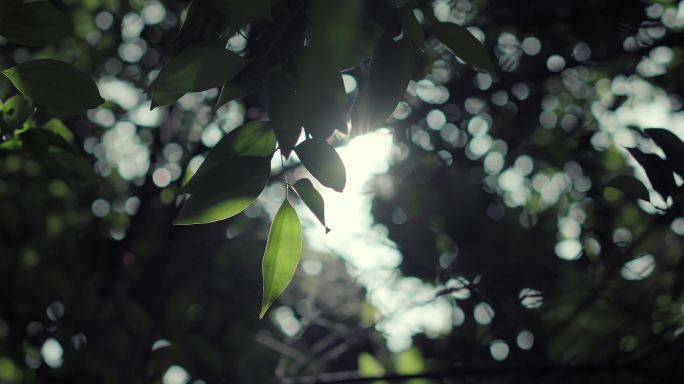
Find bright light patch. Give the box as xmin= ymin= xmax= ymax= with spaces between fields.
xmin=621 ymin=254 xmax=656 ymax=281
xmin=162 ymin=366 xmax=189 ymax=384
xmin=40 ymin=338 xmax=63 ymax=368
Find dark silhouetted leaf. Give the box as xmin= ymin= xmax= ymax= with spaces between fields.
xmin=150 ymin=42 xmax=248 ymax=93
xmin=429 ymin=22 xmax=496 ymax=75
xmin=174 ymin=156 xmax=271 ymax=224
xmin=2 ymin=95 xmax=34 ymax=132
xmin=151 ymin=91 xmax=183 ymax=109
xmin=293 ymin=178 xmax=329 ymax=232
xmin=3 ymin=59 xmax=104 ymax=116
xmin=204 ymin=0 xmax=271 ymax=29
xmin=295 ymin=139 xmax=346 ymax=192
xmin=216 ymin=75 xmax=268 ymax=109
xmin=268 ymin=74 xmax=302 ymax=158
xmin=0 ymin=1 xmax=70 ymax=46
xmin=626 ymin=148 xmax=677 ymax=199
xmin=398 ymin=7 xmax=426 ymax=50
xmin=645 ymin=128 xmax=684 ymax=177
xmin=260 ymin=198 xmax=302 ymax=318
xmin=335 ymin=20 xmax=384 ymax=70
xmin=605 ymin=175 xmax=650 ymax=202
xmin=182 ymin=121 xmax=276 ymax=194
xmin=351 ymin=35 xmax=415 ymax=134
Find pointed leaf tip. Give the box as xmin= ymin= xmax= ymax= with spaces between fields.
xmin=292 ymin=178 xmax=329 ymax=232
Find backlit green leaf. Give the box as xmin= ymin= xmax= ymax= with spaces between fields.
xmin=292 ymin=178 xmax=329 ymax=232
xmin=150 ymin=42 xmax=248 ymax=93
xmin=150 ymin=91 xmax=183 ymax=109
xmin=3 ymin=59 xmax=104 ymax=116
xmin=216 ymin=75 xmax=267 ymax=109
xmin=174 ymin=156 xmax=271 ymax=225
xmin=182 ymin=121 xmax=276 ymax=194
xmin=295 ymin=139 xmax=346 ymax=192
xmin=395 ymin=348 xmax=428 ymax=384
xmin=260 ymin=198 xmax=302 ymax=318
xmin=429 ymin=22 xmax=496 ymax=75
xmin=351 ymin=35 xmax=415 ymax=134
xmin=268 ymin=74 xmax=302 ymax=158
xmin=358 ymin=353 xmax=386 ymax=383
xmin=0 ymin=1 xmax=70 ymax=46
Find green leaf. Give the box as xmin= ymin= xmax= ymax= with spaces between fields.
xmin=292 ymin=178 xmax=329 ymax=233
xmin=2 ymin=59 xmax=104 ymax=116
xmin=182 ymin=121 xmax=276 ymax=194
xmin=644 ymin=128 xmax=684 ymax=177
xmin=268 ymin=74 xmax=302 ymax=158
xmin=351 ymin=35 xmax=415 ymax=134
xmin=150 ymin=42 xmax=248 ymax=93
xmin=429 ymin=22 xmax=496 ymax=75
xmin=626 ymin=148 xmax=677 ymax=199
xmin=2 ymin=95 xmax=34 ymax=132
xmin=0 ymin=1 xmax=71 ymax=46
xmin=294 ymin=139 xmax=346 ymax=193
xmin=260 ymin=198 xmax=302 ymax=318
xmin=174 ymin=156 xmax=271 ymax=225
xmin=398 ymin=8 xmax=426 ymax=50
xmin=604 ymin=175 xmax=650 ymax=202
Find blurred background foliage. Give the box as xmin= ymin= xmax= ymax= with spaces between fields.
xmin=1 ymin=0 xmax=684 ymax=383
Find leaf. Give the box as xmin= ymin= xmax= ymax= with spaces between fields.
xmin=626 ymin=148 xmax=677 ymax=199
xmin=398 ymin=8 xmax=426 ymax=50
xmin=0 ymin=0 xmax=21 ymax=22
xmin=294 ymin=139 xmax=346 ymax=193
xmin=351 ymin=35 xmax=415 ymax=134
xmin=260 ymin=198 xmax=302 ymax=318
xmin=268 ymin=74 xmax=302 ymax=158
xmin=0 ymin=1 xmax=71 ymax=46
xmin=295 ymin=47 xmax=347 ymax=138
xmin=395 ymin=348 xmax=428 ymax=384
xmin=3 ymin=60 xmax=103 ymax=116
xmin=644 ymin=128 xmax=684 ymax=177
xmin=216 ymin=75 xmax=267 ymax=109
xmin=429 ymin=22 xmax=496 ymax=75
xmin=292 ymin=178 xmax=329 ymax=233
xmin=604 ymin=175 xmax=650 ymax=202
xmin=182 ymin=121 xmax=276 ymax=194
xmin=2 ymin=95 xmax=34 ymax=132
xmin=335 ymin=20 xmax=384 ymax=71
xmin=149 ymin=42 xmax=248 ymax=93
xmin=174 ymin=156 xmax=271 ymax=225
xmin=204 ymin=0 xmax=271 ymax=29
xmin=150 ymin=91 xmax=183 ymax=109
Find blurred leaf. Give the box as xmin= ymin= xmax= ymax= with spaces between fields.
xmin=268 ymin=74 xmax=302 ymax=158
xmin=295 ymin=139 xmax=346 ymax=192
xmin=626 ymin=148 xmax=677 ymax=199
xmin=43 ymin=119 xmax=74 ymax=144
xmin=292 ymin=178 xmax=329 ymax=233
xmin=351 ymin=35 xmax=415 ymax=134
xmin=260 ymin=198 xmax=302 ymax=318
xmin=429 ymin=22 xmax=496 ymax=76
xmin=1 ymin=95 xmax=34 ymax=133
xmin=0 ymin=0 xmax=21 ymax=21
xmin=398 ymin=7 xmax=426 ymax=50
xmin=395 ymin=348 xmax=427 ymax=384
xmin=644 ymin=128 xmax=684 ymax=177
xmin=358 ymin=353 xmax=386 ymax=383
xmin=604 ymin=175 xmax=650 ymax=202
xmin=120 ymin=301 xmax=152 ymax=337
xmin=336 ymin=20 xmax=384 ymax=70
xmin=175 ymin=156 xmax=271 ymax=224
xmin=3 ymin=60 xmax=104 ymax=116
xmin=150 ymin=42 xmax=248 ymax=93
xmin=0 ymin=1 xmax=70 ymax=46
